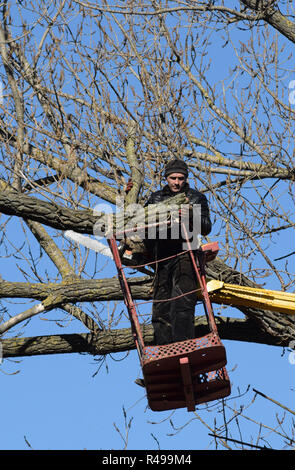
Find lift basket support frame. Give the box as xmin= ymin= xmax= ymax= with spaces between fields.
xmin=107 ymin=223 xmax=231 ymax=412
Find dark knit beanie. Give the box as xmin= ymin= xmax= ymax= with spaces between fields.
xmin=164 ymin=159 xmax=188 ymax=178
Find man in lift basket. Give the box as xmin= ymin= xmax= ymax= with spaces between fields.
xmin=143 ymin=159 xmax=212 ymax=349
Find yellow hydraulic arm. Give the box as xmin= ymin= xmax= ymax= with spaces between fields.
xmin=205 ymin=280 xmax=295 ymax=316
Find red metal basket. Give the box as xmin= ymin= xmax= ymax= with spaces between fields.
xmin=142 ymin=334 xmax=230 ymax=412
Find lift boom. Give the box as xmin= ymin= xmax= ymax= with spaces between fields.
xmin=206 ymin=280 xmax=295 ymax=316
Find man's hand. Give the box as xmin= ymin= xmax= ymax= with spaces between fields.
xmin=179 ymin=200 xmax=193 ymax=219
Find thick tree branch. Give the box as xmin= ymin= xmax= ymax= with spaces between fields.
xmin=0 ymin=188 xmax=98 ymax=233
xmin=0 ymin=187 xmax=188 ymax=236
xmin=0 ymin=276 xmax=151 ymax=303
xmin=241 ymin=0 xmax=295 ymax=44
xmin=1 ymin=314 xmax=289 ymax=360
xmin=125 ymin=123 xmax=143 ymax=205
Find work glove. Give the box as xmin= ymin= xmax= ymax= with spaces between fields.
xmin=125 ymin=178 xmax=133 ymax=193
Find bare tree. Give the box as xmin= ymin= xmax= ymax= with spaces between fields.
xmin=0 ymin=1 xmax=295 ymax=447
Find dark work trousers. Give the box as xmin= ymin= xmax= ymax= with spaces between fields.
xmin=152 ymin=253 xmax=199 ymax=345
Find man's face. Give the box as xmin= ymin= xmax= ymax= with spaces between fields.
xmin=166 ymin=172 xmax=187 ymax=193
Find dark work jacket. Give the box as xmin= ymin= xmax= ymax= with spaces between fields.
xmin=144 ymin=183 xmax=212 ymax=259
